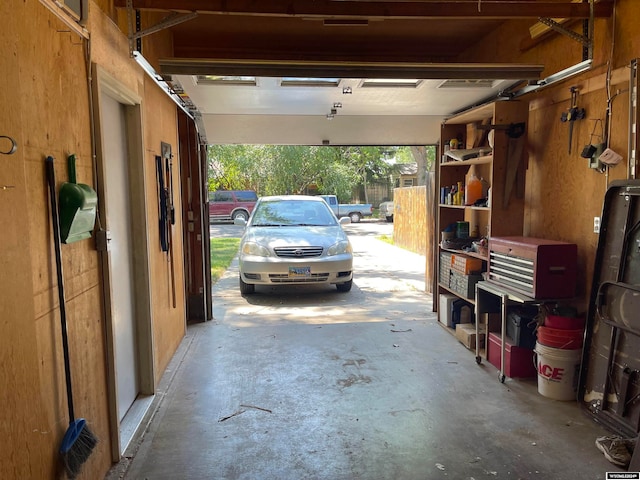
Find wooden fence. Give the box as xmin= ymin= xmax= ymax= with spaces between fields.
xmin=392 ymin=173 xmax=435 ymax=294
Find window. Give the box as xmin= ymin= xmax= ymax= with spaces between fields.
xmin=280 ymin=78 xmax=341 ymax=87
xmin=214 ymin=192 xmax=234 ymax=202
xmin=197 ymin=76 xmax=257 ymax=86
xmin=403 ymin=179 xmax=414 ymax=187
xmin=235 ymin=191 xmax=258 ymax=202
xmin=360 ymin=79 xmax=422 ymax=88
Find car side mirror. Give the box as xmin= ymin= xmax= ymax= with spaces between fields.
xmin=339 ymin=217 xmax=351 ymax=225
xmin=234 ymin=218 xmax=247 ymax=226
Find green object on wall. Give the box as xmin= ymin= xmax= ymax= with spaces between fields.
xmin=59 ymin=154 xmax=97 ymax=244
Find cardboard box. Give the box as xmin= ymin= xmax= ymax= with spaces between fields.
xmin=455 ymin=323 xmax=486 ymax=350
xmin=481 ymin=312 xmax=501 ymax=332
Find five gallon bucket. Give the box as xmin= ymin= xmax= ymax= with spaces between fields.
xmin=537 ymin=325 xmax=583 ymax=349
xmin=535 ymin=342 xmax=582 ymax=401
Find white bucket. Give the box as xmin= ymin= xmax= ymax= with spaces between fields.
xmin=534 ymin=342 xmax=582 ymax=401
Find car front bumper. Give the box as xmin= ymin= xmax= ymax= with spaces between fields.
xmin=239 ymin=254 xmax=353 ymax=285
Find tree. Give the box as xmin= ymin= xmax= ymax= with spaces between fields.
xmin=206 ymin=144 xmax=419 ymax=201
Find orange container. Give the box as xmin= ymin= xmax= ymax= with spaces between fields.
xmin=451 ymin=254 xmax=483 ymax=274
xmin=537 ymin=326 xmax=583 ymax=350
xmin=465 ymin=174 xmax=483 ymax=206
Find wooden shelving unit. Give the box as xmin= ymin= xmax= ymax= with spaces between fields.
xmin=435 ymin=100 xmax=528 ymax=339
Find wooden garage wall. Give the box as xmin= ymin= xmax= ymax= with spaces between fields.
xmin=0 ymin=1 xmax=186 ymax=478
xmin=455 ymin=0 xmax=636 ymax=311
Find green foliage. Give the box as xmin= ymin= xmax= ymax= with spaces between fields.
xmin=210 ymin=237 xmax=240 ymax=283
xmin=206 ymin=144 xmax=431 ymax=200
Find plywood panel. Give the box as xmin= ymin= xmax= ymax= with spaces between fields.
xmin=1 ymin=1 xmax=61 ymax=478
xmin=142 ymin=78 xmax=187 ymax=382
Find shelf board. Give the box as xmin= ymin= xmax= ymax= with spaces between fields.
xmin=439 ymin=204 xmax=490 ymax=211
xmin=440 ymin=247 xmax=488 ymax=262
xmin=438 ymin=283 xmax=477 ymax=304
xmin=440 ymin=155 xmax=493 ymax=167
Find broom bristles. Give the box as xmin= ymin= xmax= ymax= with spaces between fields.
xmin=60 ymin=418 xmax=98 ymax=479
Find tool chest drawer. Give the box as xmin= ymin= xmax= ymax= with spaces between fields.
xmin=488 ymin=236 xmax=577 ymax=299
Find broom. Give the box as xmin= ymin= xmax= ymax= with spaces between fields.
xmin=46 ymin=156 xmax=98 ymax=478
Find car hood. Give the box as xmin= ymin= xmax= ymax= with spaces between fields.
xmin=243 ymin=225 xmax=348 ymax=248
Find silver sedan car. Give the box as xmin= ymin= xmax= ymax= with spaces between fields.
xmin=234 ymin=195 xmax=353 ymax=294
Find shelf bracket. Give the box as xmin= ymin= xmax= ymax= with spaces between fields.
xmin=476 ymin=122 xmax=526 ymax=139
xmin=629 ymin=59 xmax=639 ymax=180
xmin=126 ymin=0 xmax=198 ymax=57
xmin=536 ymin=17 xmax=590 ymax=48
xmin=536 ymin=0 xmax=594 ymax=59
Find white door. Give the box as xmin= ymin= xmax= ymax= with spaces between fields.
xmin=101 ymin=92 xmax=139 ymax=421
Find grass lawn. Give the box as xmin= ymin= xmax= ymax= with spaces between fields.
xmin=210 ymin=237 xmax=240 ymax=283
xmin=377 ymin=234 xmax=394 ymax=245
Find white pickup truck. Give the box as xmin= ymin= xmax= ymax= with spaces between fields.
xmin=319 ymin=195 xmax=373 ymax=223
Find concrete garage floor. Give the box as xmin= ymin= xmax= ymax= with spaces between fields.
xmin=110 ymin=224 xmax=622 ymax=480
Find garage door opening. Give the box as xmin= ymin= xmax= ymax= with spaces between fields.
xmin=206 ymin=144 xmax=437 ymax=292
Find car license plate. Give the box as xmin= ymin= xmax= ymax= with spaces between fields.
xmin=289 ymin=266 xmax=311 ymax=277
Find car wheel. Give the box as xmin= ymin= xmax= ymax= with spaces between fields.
xmin=239 ymin=275 xmax=255 ymax=295
xmin=385 ymin=215 xmax=393 ymax=222
xmin=336 ymin=279 xmax=352 ymax=292
xmin=349 ymin=212 xmax=361 ymax=223
xmin=232 ymin=210 xmax=249 ymax=222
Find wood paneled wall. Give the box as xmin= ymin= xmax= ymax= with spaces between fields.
xmin=1 ymin=1 xmax=187 ymax=478
xmin=455 ymin=0 xmax=639 ymax=312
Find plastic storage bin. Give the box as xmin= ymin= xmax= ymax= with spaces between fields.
xmin=439 ymin=293 xmax=457 ymax=328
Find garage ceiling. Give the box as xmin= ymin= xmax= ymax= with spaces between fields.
xmin=116 ymin=1 xmax=613 ymax=145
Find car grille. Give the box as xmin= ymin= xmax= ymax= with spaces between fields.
xmin=274 ymin=246 xmax=324 ymax=258
xmin=269 ymin=273 xmax=329 ymax=283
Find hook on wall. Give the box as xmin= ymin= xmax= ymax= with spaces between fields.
xmin=0 ymin=136 xmax=17 ymax=155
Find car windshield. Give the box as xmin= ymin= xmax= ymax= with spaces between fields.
xmin=250 ymin=199 xmax=338 ymax=227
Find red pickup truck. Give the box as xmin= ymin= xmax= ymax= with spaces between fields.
xmin=209 ymin=190 xmax=258 ymax=222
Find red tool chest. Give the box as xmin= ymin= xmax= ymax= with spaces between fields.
xmin=488 ymin=236 xmax=577 ymax=299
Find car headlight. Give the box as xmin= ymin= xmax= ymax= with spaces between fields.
xmin=241 ymin=242 xmax=270 ymax=257
xmin=327 ymin=240 xmax=352 ymax=256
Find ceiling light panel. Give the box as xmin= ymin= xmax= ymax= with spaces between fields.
xmin=360 ymin=79 xmax=422 ymax=88
xmin=437 ymin=79 xmax=496 ymax=89
xmin=280 ymin=77 xmax=341 ymax=87
xmin=196 ymin=75 xmax=257 ymax=86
